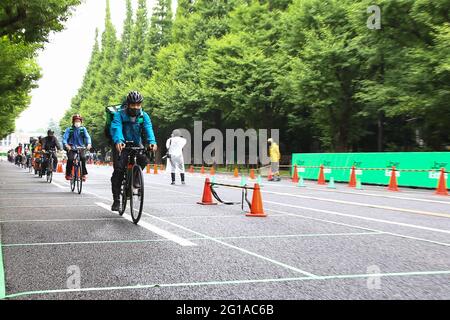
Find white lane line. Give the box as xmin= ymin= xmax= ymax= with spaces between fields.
xmin=5 ymin=269 xmax=450 ymax=299
xmin=0 ymin=205 xmax=97 ymax=209
xmin=138 ymin=211 xmax=318 ymax=278
xmin=265 ymin=209 xmax=450 ymax=247
xmin=265 ymin=200 xmax=450 ymax=235
xmin=2 ymin=231 xmax=382 ymax=247
xmin=187 ymin=173 xmax=450 ymax=204
xmin=140 ymin=180 xmax=450 ymax=239
xmin=95 ymin=202 xmax=197 ymax=247
xmin=94 ymin=199 xmax=317 ymax=277
xmin=51 ymin=181 xmax=66 ymax=189
xmin=0 ymin=197 xmax=98 ymax=200
xmin=262 ymin=190 xmax=450 ymax=219
xmin=0 ymin=217 xmax=123 ymax=223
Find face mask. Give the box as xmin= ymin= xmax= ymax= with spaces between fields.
xmin=127 ymin=108 xmax=140 ymax=117
xmin=74 ymin=122 xmax=81 ymax=128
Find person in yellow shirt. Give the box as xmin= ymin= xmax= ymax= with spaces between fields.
xmin=268 ymin=138 xmax=281 ymax=182
xmin=33 ymin=137 xmax=43 ymax=175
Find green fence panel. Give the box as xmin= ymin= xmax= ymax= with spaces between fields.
xmin=291 ymin=152 xmax=450 ymax=188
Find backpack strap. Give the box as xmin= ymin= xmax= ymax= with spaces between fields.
xmin=69 ymin=127 xmax=87 ymax=145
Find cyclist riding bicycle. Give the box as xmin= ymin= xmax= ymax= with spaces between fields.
xmin=14 ymin=143 xmax=24 ymax=165
xmin=33 ymin=137 xmax=44 ymax=173
xmin=110 ymin=91 xmax=157 ymax=211
xmin=63 ymin=114 xmax=92 ymax=181
xmin=42 ymin=129 xmax=62 ymax=173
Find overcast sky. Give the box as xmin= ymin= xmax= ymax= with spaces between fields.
xmin=15 ymin=0 xmax=167 ymax=133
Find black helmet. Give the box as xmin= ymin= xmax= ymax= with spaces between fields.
xmin=47 ymin=129 xmax=54 ymax=136
xmin=126 ymin=91 xmax=144 ymax=105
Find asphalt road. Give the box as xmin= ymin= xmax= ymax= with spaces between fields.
xmin=0 ymin=160 xmax=449 ymax=300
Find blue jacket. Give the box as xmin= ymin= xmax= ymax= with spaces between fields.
xmin=110 ymin=109 xmax=156 ymax=145
xmin=63 ymin=126 xmax=92 ymax=148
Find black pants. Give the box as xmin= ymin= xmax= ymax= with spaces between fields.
xmin=42 ymin=153 xmax=58 ymax=171
xmin=66 ymin=150 xmax=88 ymax=176
xmin=15 ymin=155 xmax=22 ymax=165
xmin=111 ymin=146 xmax=149 ymax=199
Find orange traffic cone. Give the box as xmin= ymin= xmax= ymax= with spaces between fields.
xmin=267 ymin=168 xmax=273 ymax=181
xmin=153 ymin=164 xmax=158 ymax=174
xmin=349 ymin=166 xmax=357 ymax=188
xmin=56 ymin=163 xmax=62 ymax=173
xmin=197 ymin=178 xmax=217 ymax=205
xmin=436 ymin=168 xmax=448 ymax=196
xmin=292 ymin=165 xmax=299 ymax=183
xmin=250 ymin=169 xmax=256 ymax=180
xmin=146 ymin=164 xmax=151 ymax=174
xmin=318 ymin=165 xmax=326 ymax=185
xmin=234 ymin=167 xmax=239 ymax=178
xmin=388 ymin=166 xmax=399 ymax=192
xmin=210 ymin=166 xmax=215 ymax=175
xmin=246 ymin=184 xmax=266 ymax=217
xmin=201 ymin=166 xmax=205 ymax=174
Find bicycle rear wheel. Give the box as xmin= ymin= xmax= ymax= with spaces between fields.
xmin=130 ymin=165 xmax=144 ymax=224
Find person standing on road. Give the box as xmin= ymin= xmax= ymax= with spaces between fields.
xmin=62 ymin=114 xmax=92 ymax=182
xmin=166 ymin=129 xmax=187 ymax=185
xmin=110 ymin=91 xmax=157 ymax=212
xmin=268 ymin=138 xmax=281 ymax=182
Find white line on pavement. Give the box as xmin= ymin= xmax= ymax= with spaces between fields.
xmin=266 ymin=209 xmax=450 ymax=247
xmin=95 ymin=202 xmax=197 ymax=247
xmin=265 ymin=200 xmax=450 ymax=235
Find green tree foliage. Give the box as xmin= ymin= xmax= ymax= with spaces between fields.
xmin=0 ymin=0 xmax=80 ymax=139
xmin=64 ymin=0 xmax=450 ymax=155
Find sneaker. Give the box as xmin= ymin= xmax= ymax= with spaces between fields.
xmin=171 ymin=181 xmax=175 ymax=185
xmin=82 ymin=175 xmax=87 ymax=182
xmin=65 ymin=175 xmax=72 ymax=181
xmin=111 ymin=200 xmax=120 ymax=212
xmin=181 ymin=181 xmax=186 ymax=185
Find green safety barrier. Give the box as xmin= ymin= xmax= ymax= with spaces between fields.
xmin=291 ymin=152 xmax=450 ymax=188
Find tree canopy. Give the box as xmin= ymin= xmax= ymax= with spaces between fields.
xmin=0 ymin=0 xmax=80 ymax=139
xmin=61 ymin=0 xmax=449 ymax=156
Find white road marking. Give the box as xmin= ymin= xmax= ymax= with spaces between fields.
xmin=0 ymin=217 xmax=122 ymax=223
xmin=5 ymin=269 xmax=450 ymax=299
xmin=95 ymin=202 xmax=197 ymax=247
xmin=262 ymin=190 xmax=450 ymax=218
xmin=187 ymin=173 xmax=450 ymax=205
xmin=265 ymin=200 xmax=450 ymax=235
xmin=265 ymin=209 xmax=450 ymax=247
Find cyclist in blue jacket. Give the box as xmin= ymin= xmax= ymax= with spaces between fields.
xmin=110 ymin=91 xmax=157 ymax=211
xmin=63 ymin=114 xmax=92 ymax=181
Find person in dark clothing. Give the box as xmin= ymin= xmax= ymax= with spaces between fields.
xmin=42 ymin=130 xmax=62 ymax=172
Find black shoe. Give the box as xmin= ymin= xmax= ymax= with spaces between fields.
xmin=181 ymin=181 xmax=185 ymax=185
xmin=171 ymin=181 xmax=175 ymax=185
xmin=111 ymin=200 xmax=120 ymax=212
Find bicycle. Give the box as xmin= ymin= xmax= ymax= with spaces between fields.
xmin=118 ymin=141 xmax=149 ymax=224
xmin=70 ymin=147 xmax=86 ymax=194
xmin=44 ymin=149 xmax=57 ymax=183
xmin=26 ymin=154 xmax=33 ymax=173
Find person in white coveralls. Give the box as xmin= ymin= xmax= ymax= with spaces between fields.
xmin=166 ymin=129 xmax=187 ymax=185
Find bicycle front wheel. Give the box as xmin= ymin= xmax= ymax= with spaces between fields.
xmin=77 ymin=166 xmax=83 ymax=194
xmin=118 ymin=175 xmax=127 ymax=216
xmin=70 ymin=166 xmax=76 ymax=192
xmin=130 ymin=165 xmax=144 ymax=224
